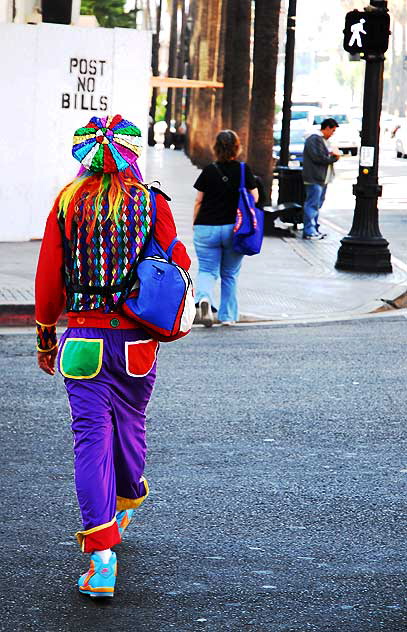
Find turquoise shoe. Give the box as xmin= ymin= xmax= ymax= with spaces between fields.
xmin=116 ymin=509 xmax=135 ymax=536
xmin=78 ymin=552 xmax=117 ymax=598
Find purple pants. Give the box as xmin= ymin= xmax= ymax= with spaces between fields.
xmin=57 ymin=327 xmax=158 ymax=552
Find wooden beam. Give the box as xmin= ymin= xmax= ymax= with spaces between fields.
xmin=150 ymin=76 xmax=224 ymax=89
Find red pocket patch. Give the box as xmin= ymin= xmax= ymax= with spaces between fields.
xmin=125 ymin=339 xmax=159 ymax=377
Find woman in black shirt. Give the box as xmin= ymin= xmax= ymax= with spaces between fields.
xmin=193 ymin=130 xmax=258 ymax=326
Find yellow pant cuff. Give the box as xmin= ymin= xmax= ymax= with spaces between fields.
xmin=116 ymin=478 xmax=149 ymax=511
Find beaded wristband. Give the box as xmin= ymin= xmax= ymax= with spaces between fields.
xmin=36 ymin=321 xmax=57 ymax=352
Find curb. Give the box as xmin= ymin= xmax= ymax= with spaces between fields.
xmin=0 ymin=305 xmax=68 ymax=327
xmin=0 ymin=305 xmax=35 ymax=327
xmin=2 ymin=292 xmax=407 ymax=329
xmin=1 ymin=306 xmax=407 ymax=333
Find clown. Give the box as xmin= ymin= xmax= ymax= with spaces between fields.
xmin=35 ymin=115 xmax=190 ymax=598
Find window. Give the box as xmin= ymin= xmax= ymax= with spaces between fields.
xmin=313 ymin=114 xmax=350 ymax=125
xmin=291 ymin=111 xmax=308 ymax=121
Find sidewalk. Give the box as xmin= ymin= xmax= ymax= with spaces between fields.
xmin=1 ymin=146 xmax=407 ymax=325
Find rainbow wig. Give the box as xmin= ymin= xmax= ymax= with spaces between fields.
xmin=58 ymin=168 xmax=150 ymax=242
xmin=59 ymin=115 xmax=149 ymax=241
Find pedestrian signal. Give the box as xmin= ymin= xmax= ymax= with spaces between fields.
xmin=343 ymin=10 xmax=390 ymax=55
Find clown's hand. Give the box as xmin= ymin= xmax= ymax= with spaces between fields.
xmin=37 ymin=347 xmax=58 ymax=376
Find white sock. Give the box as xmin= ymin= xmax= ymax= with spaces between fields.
xmin=94 ymin=548 xmax=112 ymax=564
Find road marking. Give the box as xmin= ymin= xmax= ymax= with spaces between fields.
xmin=320 ymin=217 xmax=407 ymax=273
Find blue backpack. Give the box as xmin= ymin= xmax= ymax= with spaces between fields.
xmin=232 ymin=162 xmax=264 ymax=256
xmin=122 ymin=191 xmax=195 ymax=342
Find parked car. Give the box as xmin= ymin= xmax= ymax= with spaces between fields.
xmin=273 ymin=126 xmax=307 ymax=166
xmin=311 ymin=113 xmax=360 ymax=156
xmin=275 ymin=105 xmax=322 ymax=128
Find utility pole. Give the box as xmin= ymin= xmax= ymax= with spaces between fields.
xmin=336 ymin=0 xmax=392 ymax=273
xmin=276 ymin=0 xmax=303 ymax=232
xmin=150 ymin=0 xmax=162 ymax=122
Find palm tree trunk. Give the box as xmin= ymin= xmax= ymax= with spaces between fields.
xmin=187 ymin=0 xmax=223 ymax=166
xmin=248 ymin=0 xmax=281 ymax=199
xmin=222 ymin=0 xmax=235 ymax=129
xmin=165 ymin=0 xmax=179 ymax=146
xmin=222 ymin=0 xmax=251 ymax=155
xmin=400 ymin=5 xmax=407 ymax=117
xmin=184 ymin=0 xmax=197 ymax=140
xmin=174 ymin=0 xmax=187 ymax=127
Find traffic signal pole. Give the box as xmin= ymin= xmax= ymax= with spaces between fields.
xmin=335 ymin=0 xmax=392 ymax=273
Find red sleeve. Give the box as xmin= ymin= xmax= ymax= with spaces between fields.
xmin=154 ymin=194 xmax=191 ymax=270
xmin=35 ymin=203 xmax=66 ymax=350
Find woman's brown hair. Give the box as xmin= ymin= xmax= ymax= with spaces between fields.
xmin=213 ymin=130 xmax=241 ymax=162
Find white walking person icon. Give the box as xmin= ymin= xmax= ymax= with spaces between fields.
xmin=348 ymin=18 xmax=366 ymax=48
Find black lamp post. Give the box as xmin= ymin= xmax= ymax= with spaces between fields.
xmin=275 ymin=0 xmax=304 ymax=231
xmin=335 ymin=0 xmax=392 ymax=273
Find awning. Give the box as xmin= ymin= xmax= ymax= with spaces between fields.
xmin=150 ymin=77 xmax=223 ymax=89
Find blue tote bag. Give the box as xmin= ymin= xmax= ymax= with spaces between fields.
xmin=232 ymin=162 xmax=264 ymax=256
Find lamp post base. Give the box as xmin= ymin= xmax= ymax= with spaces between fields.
xmin=335 ymin=237 xmax=392 ymax=273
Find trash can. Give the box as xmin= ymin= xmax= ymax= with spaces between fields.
xmin=277 ymin=166 xmax=305 ymax=227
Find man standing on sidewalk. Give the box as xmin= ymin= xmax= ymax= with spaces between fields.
xmin=302 ymin=118 xmax=340 ymax=240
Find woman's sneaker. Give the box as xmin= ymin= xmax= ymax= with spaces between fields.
xmin=199 ymin=298 xmax=214 ymax=327
xmin=78 ymin=551 xmax=117 ymax=598
xmin=116 ymin=509 xmax=134 ymax=536
xmin=193 ymin=305 xmax=202 ymax=324
xmin=303 ymin=233 xmax=323 ymax=240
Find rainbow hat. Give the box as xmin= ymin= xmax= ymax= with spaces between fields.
xmin=72 ymin=115 xmax=143 ymax=173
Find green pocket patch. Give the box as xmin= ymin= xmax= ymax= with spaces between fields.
xmin=60 ymin=338 xmax=103 ymax=379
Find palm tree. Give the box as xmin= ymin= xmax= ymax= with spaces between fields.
xmin=186 ymin=0 xmax=224 ymax=166
xmin=174 ymin=0 xmax=187 ymax=128
xmin=390 ymin=0 xmax=407 ymax=115
xmin=248 ymin=0 xmax=281 ymax=199
xmin=222 ymin=0 xmax=251 ymax=155
xmin=164 ymin=0 xmax=179 ymax=146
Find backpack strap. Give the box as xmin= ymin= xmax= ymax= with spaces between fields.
xmin=150 ymin=184 xmax=171 ymax=201
xmin=145 ymin=191 xmax=180 ymax=261
xmin=150 ymin=188 xmax=157 ymax=227
xmin=166 ymin=237 xmax=179 ymax=260
xmin=213 ymin=161 xmax=230 ymax=184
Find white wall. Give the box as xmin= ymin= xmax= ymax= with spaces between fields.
xmin=14 ymin=0 xmax=39 ymax=23
xmin=71 ymin=0 xmax=81 ymax=24
xmin=0 ymin=0 xmax=13 ymax=22
xmin=0 ymin=24 xmax=151 ymax=241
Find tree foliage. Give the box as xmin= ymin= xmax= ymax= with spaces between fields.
xmin=80 ymin=0 xmax=137 ymax=28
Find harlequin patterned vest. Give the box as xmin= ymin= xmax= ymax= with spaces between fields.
xmin=60 ymin=186 xmax=152 ymax=312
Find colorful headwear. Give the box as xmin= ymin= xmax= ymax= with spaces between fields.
xmin=72 ymin=115 xmax=143 ymax=173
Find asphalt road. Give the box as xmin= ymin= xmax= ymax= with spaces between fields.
xmin=1 ymin=317 xmax=407 ymax=632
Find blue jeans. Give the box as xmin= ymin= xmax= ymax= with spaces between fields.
xmin=303 ymin=184 xmax=327 ymax=236
xmin=193 ymin=224 xmax=244 ymax=322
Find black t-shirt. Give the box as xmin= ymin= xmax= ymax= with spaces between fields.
xmin=193 ymin=161 xmax=257 ymax=225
